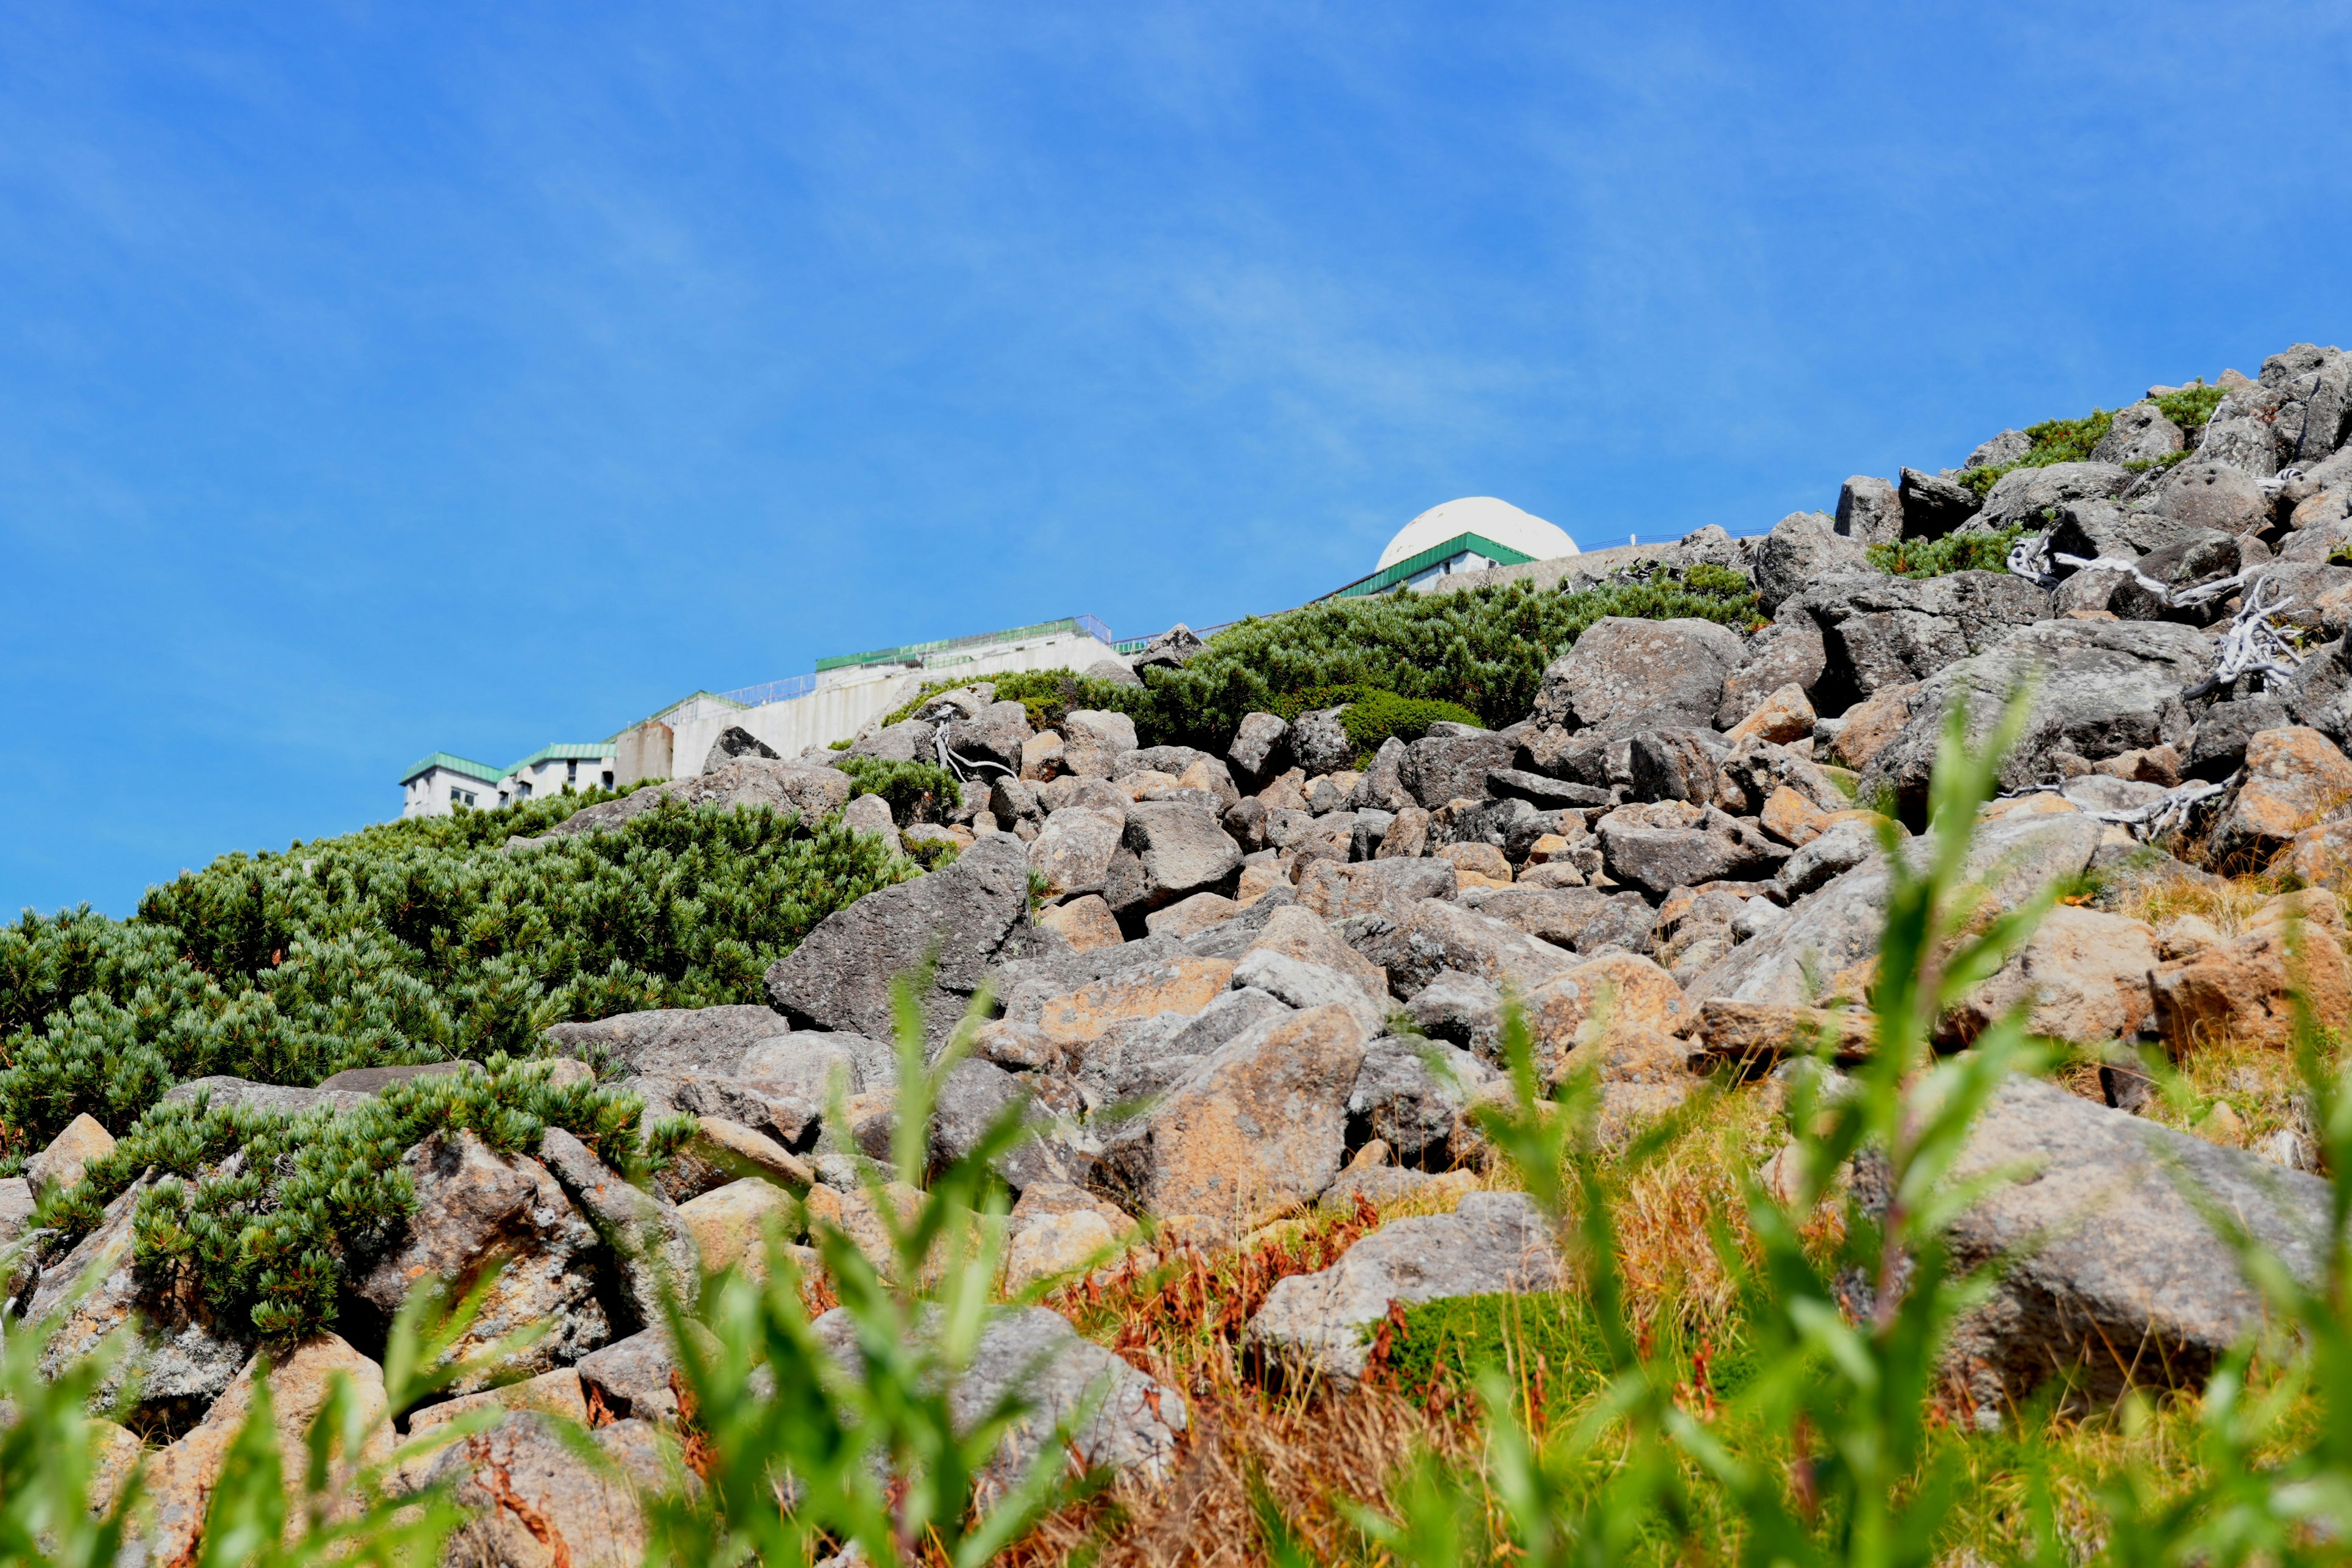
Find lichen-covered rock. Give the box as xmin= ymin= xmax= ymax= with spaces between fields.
xmin=1347 ymin=1035 xmax=1494 ymax=1164
xmin=1103 ymin=799 xmax=1245 ymax=919
xmin=2209 ymin=725 xmax=2352 ymax=869
xmin=423 ymin=1412 xmax=659 ymax=1568
xmin=813 ymin=1305 xmax=1186 ymax=1493
xmin=1940 ymin=905 xmax=2158 ymax=1046
xmin=1028 ymin=804 xmax=1125 ymax=900
xmin=1095 ymin=1005 xmax=1368 ymax=1234
xmin=545 ymin=1004 xmax=791 ymax=1076
xmin=1346 ymin=895 xmax=1575 ymax=1000
xmin=1532 ymin=616 xmax=1746 ymax=737
xmin=26 ymin=1113 xmax=113 ymax=1203
xmin=1750 ymin=510 xmax=1877 ymax=613
xmin=538 ymin=1128 xmax=699 ymax=1333
xmin=357 ymin=1130 xmax=610 ymax=1389
xmin=1245 ymin=1193 xmax=1563 ymax=1385
xmin=766 ymin=834 xmax=1049 ymax=1047
xmin=2150 ymin=894 xmax=2352 ymax=1052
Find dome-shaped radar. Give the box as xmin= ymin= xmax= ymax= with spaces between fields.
xmin=1378 ymin=497 xmax=1576 ymax=571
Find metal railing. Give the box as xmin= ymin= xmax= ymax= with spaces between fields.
xmin=715 ymin=674 xmax=820 ymax=708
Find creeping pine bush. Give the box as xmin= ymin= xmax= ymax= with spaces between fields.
xmin=36 ymin=1057 xmax=690 ymax=1342
xmin=834 ymin=755 xmax=962 ymax=824
xmin=1866 ymin=524 xmax=2030 ymax=579
xmin=0 ymin=788 xmax=913 ymax=1166
xmin=1268 ymin=685 xmax=1484 ymax=767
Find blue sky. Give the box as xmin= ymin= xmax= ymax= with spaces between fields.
xmin=4 ymin=1 xmax=2349 ymax=917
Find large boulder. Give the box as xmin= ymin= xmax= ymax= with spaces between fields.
xmin=1978 ymin=461 xmax=2129 ymax=530
xmin=1596 ymin=801 xmax=1785 ymax=898
xmin=1244 ymin=1193 xmax=1563 ymax=1385
xmin=812 ymin=1305 xmax=1186 ymax=1492
xmin=1834 ymin=475 xmax=1904 ymax=546
xmin=1394 ymin=726 xmax=1513 ymax=809
xmin=1296 ymin=856 xmax=1460 ymax=918
xmin=1104 ymin=799 xmax=1245 ymax=919
xmin=1532 ymin=617 xmax=1746 ymax=737
xmin=1289 ymin=707 xmax=1355 ymax=775
xmin=1688 ymin=810 xmax=2103 ymax=1005
xmin=1899 ymin=467 xmax=1982 ymax=540
xmin=537 ymin=1128 xmax=698 ymax=1332
xmin=1227 ymin=711 xmax=1291 ymax=782
xmin=544 ymin=1005 xmax=790 ymax=1077
xmin=1061 ymin=710 xmax=1139 ymax=779
xmin=2157 ymin=460 xmax=2273 ymax=537
xmin=1779 ymin=571 xmax=2052 ymax=703
xmin=422 ymin=1412 xmax=659 ymax=1568
xmin=1348 ymin=1036 xmax=1495 ymax=1165
xmin=1926 ymin=1076 xmax=2332 ymax=1412
xmin=1717 ymin=619 xmax=1830 ymax=727
xmin=1346 ymin=896 xmax=1577 ymax=999
xmin=1751 ymin=510 xmax=1877 ymax=614
xmin=2150 ymin=893 xmax=2352 ymax=1052
xmin=535 ymin=757 xmax=853 ymax=840
xmin=1457 ymin=884 xmax=1656 ymax=955
xmin=766 ymin=834 xmax=1047 ymax=1047
xmin=356 ymin=1131 xmax=609 ymax=1389
xmin=1095 ymin=1005 xmax=1368 ymax=1234
xmin=1940 ymin=905 xmax=2158 ymax=1046
xmin=2208 ymin=725 xmax=2352 ymax=869
xmin=1856 ymin=620 xmax=2212 ymax=817
xmin=2090 ymin=402 xmax=2185 ymax=467
xmin=939 ymin=701 xmax=1036 ymax=778
xmin=701 ymin=724 xmax=781 ymax=773
xmin=1027 ymin=804 xmax=1126 ymax=900
xmin=2265 ymin=343 xmax=2352 ymax=464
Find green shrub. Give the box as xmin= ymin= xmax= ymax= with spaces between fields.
xmin=1265 ymin=685 xmax=1485 ymax=767
xmin=833 ymin=756 xmax=961 ymax=824
xmin=1140 ymin=565 xmax=1758 ymax=750
xmin=0 ymin=790 xmax=913 ymax=1165
xmin=2154 ymin=379 xmax=2226 ymax=435
xmin=878 ymin=667 xmax=1148 ymax=731
xmin=1866 ymin=524 xmax=2030 ymax=578
xmin=35 ymin=1056 xmax=688 ymax=1343
xmin=1958 ymin=408 xmax=2116 ymax=498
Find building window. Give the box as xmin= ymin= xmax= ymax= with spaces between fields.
xmin=453 ymin=788 xmax=477 ymax=807
xmin=516 ymin=780 xmax=532 ymax=799
xmin=601 ymin=771 xmax=615 ymax=788
xmin=567 ymin=760 xmax=578 ymax=784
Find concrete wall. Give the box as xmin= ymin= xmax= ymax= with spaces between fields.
xmin=404 ymin=767 xmax=500 ymax=818
xmin=669 ymin=630 xmax=1132 ymax=777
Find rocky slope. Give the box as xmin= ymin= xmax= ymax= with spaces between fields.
xmin=8 ymin=339 xmax=2352 ymax=1562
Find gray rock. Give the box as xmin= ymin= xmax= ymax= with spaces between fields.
xmin=737 ymin=1032 xmax=898 ymax=1101
xmin=766 ymin=834 xmax=1047 ymax=1048
xmin=2158 ymin=461 xmax=2273 ymax=537
xmin=628 ymin=1070 xmax=821 ymax=1151
xmin=1104 ymin=799 xmax=1245 ymax=919
xmin=1227 ymin=711 xmax=1292 ymax=782
xmin=160 ymin=1076 xmax=373 ymax=1115
xmin=1346 ymin=897 xmax=1576 ymax=1000
xmin=1856 ymin=619 xmax=2212 ymax=815
xmin=1351 ymin=736 xmax=1415 ymax=812
xmin=2109 ymin=530 xmax=2260 ymax=625
xmin=574 ymin=1329 xmax=687 ymax=1423
xmin=1076 ymin=987 xmax=1292 ymax=1106
xmin=357 ymin=1131 xmax=609 ymax=1389
xmin=1457 ymin=885 xmax=1656 ymax=954
xmin=1899 ymin=467 xmax=1983 ymax=540
xmin=1627 ymin=729 xmax=1728 ymax=805
xmin=312 ymin=1060 xmax=481 ymax=1094
xmin=1979 ymin=462 xmax=2130 ymax=530
xmin=2266 ymin=343 xmax=2351 ymax=463
xmin=0 ymin=1176 xmax=30 ymax=1248
xmin=545 ymin=1005 xmax=791 ymax=1077
xmin=1117 ymin=745 xmax=1212 ymax=778
xmin=813 ymin=1305 xmax=1186 ymax=1491
xmin=1484 ymin=767 xmax=1610 ymax=809
xmin=2090 ymin=402 xmax=2185 ymax=467
xmin=1688 ymin=811 xmax=2101 ymax=1004
xmin=1779 ymin=818 xmax=1883 ymax=900
xmin=2284 ymin=637 xmax=2352 ymax=747
xmin=2187 ymin=695 xmax=2291 ymax=780
xmin=1401 ymin=728 xmax=1516 ymax=809
xmin=850 ymin=718 xmax=936 ymax=764
xmin=701 ymin=724 xmax=782 ymax=774
xmin=1403 ymin=970 xmax=1504 ymax=1053
xmin=1061 ymin=710 xmax=1139 ymax=779
xmin=990 ymin=775 xmax=1042 ymax=827
xmin=2046 ymin=499 xmax=2205 ymax=564
xmin=537 ymin=757 xmax=854 ymax=840
xmin=1751 ymin=510 xmax=1877 ymax=614
xmin=1027 ymin=805 xmax=1125 ymax=900
xmin=1834 ymin=475 xmax=1904 ymax=546
xmin=1533 ymin=616 xmax=1747 ymax=737
xmin=1714 ymin=734 xmax=1849 ymax=815
xmin=940 ymin=700 xmax=1036 ymax=778
xmin=841 ymin=791 xmax=903 ymax=853
xmin=1291 ymin=707 xmax=1354 ymax=776
xmin=988 ymin=932 xmax=1194 ymax=1028
xmin=1435 ymin=796 xmax=1532 ymax=851
xmin=1348 ymin=1036 xmax=1494 ymax=1165
xmin=1243 ymin=1192 xmax=1564 ymax=1385
xmin=538 ymin=1127 xmax=699 ymax=1332
xmin=1597 ymin=807 xmax=1785 ymax=899
xmin=1925 ymin=1076 xmax=2333 ymax=1412
xmin=424 ymin=1411 xmax=655 ymax=1568
xmin=930 ymin=1058 xmax=1065 ymax=1194
xmin=1717 ymin=619 xmax=1830 ymax=727
xmin=1134 ymin=624 xmax=1206 ymax=670
xmin=1967 ymin=429 xmax=2033 ymax=471
xmin=1782 ymin=571 xmax=2052 ymax=701
xmin=1231 ymin=950 xmax=1387 ymax=1036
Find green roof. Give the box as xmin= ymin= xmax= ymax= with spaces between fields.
xmin=507 ymin=742 xmax=617 ymax=772
xmin=400 ymin=752 xmax=506 ymax=786
xmin=1320 ymin=530 xmax=1542 ymax=600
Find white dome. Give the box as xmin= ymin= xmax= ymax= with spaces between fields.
xmin=1378 ymin=496 xmax=1577 ymax=570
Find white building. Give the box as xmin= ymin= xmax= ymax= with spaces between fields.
xmin=1325 ymin=496 xmax=1578 ymax=598
xmin=399 ymin=743 xmax=617 ymax=819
